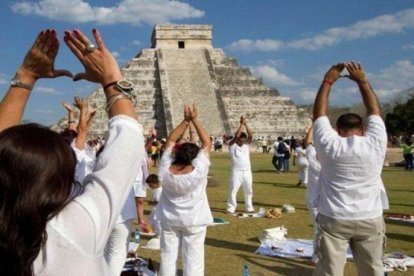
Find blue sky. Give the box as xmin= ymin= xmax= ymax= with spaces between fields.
xmin=0 ymin=0 xmax=413 ymax=125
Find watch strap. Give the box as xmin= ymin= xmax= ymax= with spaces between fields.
xmin=11 ymin=77 xmax=33 ymax=91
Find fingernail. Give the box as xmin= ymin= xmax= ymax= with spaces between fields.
xmin=46 ymin=29 xmax=50 ymax=34
xmin=64 ymin=36 xmax=69 ymax=41
xmin=73 ymin=29 xmax=79 ymax=35
xmin=51 ymin=29 xmax=56 ymax=35
xmin=92 ymin=28 xmax=97 ymax=34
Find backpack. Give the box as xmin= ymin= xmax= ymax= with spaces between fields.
xmin=277 ymin=142 xmax=287 ymax=154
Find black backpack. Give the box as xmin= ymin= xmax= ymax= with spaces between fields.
xmin=277 ymin=142 xmax=287 ymax=154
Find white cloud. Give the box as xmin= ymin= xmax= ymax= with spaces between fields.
xmin=34 ymin=86 xmax=61 ymax=95
xmin=111 ymin=51 xmax=120 ymax=58
xmin=130 ymin=40 xmax=141 ymax=46
xmin=370 ymin=60 xmax=414 ymax=100
xmin=35 ymin=109 xmax=55 ymax=114
xmin=402 ymin=44 xmax=414 ymax=50
xmin=227 ymin=8 xmax=414 ymax=52
xmin=11 ymin=0 xmax=204 ymax=25
xmin=227 ymin=39 xmax=283 ymax=52
xmin=0 ymin=73 xmax=9 ymax=85
xmin=250 ymin=65 xmax=299 ymax=87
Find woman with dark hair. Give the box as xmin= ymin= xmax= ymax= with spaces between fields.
xmin=0 ymin=28 xmax=143 ymax=275
xmin=156 ymin=104 xmax=212 ymax=276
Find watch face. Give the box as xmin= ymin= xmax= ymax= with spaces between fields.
xmin=117 ymin=80 xmax=133 ymax=90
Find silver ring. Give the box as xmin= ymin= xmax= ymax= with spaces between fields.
xmin=86 ymin=43 xmax=97 ymax=53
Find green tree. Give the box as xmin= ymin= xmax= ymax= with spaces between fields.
xmin=385 ymin=96 xmax=414 ymax=136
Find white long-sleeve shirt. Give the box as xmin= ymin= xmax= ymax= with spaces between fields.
xmin=34 ymin=115 xmax=144 ymax=275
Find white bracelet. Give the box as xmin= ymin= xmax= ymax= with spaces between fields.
xmin=106 ymin=94 xmax=132 ymax=111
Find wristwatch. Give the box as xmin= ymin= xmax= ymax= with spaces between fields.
xmin=104 ymin=79 xmax=134 ymax=95
xmin=10 ymin=76 xmax=33 ymax=91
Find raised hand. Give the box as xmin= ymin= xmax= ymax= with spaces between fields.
xmin=19 ymin=29 xmax=72 ymax=82
xmin=184 ymin=104 xmax=198 ymax=121
xmin=240 ymin=115 xmax=247 ymax=125
xmin=73 ymin=96 xmax=85 ymax=110
xmin=62 ymin=101 xmax=74 ymax=112
xmin=323 ymin=63 xmax=345 ymax=83
xmin=64 ymin=29 xmax=122 ymax=85
xmin=344 ymin=62 xmax=367 ymax=84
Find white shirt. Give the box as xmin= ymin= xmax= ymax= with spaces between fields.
xmin=71 ymin=142 xmax=96 ymax=185
xmin=314 ymin=115 xmax=389 ymax=220
xmin=306 ymin=145 xmax=321 ymax=208
xmin=156 ymin=147 xmax=213 ymax=227
xmin=117 ymin=157 xmax=148 ymax=223
xmin=272 ymin=141 xmax=289 ymax=157
xmin=295 ymin=146 xmax=308 ymax=166
xmin=34 ymin=115 xmax=144 ymax=275
xmin=229 ymin=143 xmax=251 ymax=171
xmin=152 ymin=187 xmax=162 ymax=203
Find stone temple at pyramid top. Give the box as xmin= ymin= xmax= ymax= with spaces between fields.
xmin=52 ymin=24 xmax=311 ymax=140
xmin=151 ymin=25 xmax=213 ymax=49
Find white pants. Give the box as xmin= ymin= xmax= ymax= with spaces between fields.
xmin=227 ymin=170 xmax=254 ymax=213
xmin=297 ymin=159 xmax=309 ymax=184
xmin=104 ymin=219 xmax=133 ymax=276
xmin=160 ymin=225 xmax=207 ymax=276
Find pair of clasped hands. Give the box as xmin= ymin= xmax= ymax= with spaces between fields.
xmin=18 ymin=28 xmax=122 ymax=88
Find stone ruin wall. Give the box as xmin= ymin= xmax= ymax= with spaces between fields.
xmin=51 ymin=24 xmax=311 ymax=140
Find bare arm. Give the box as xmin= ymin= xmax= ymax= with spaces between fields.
xmin=134 ymin=197 xmax=146 ymax=225
xmin=244 ymin=119 xmax=253 ymax=144
xmin=345 ymin=62 xmax=380 ymax=116
xmin=62 ymin=101 xmax=77 ymax=132
xmin=304 ymin=124 xmax=314 ymax=147
xmin=64 ymin=29 xmax=136 ymax=119
xmin=189 ymin=123 xmax=197 ymax=144
xmin=313 ymin=63 xmax=345 ymax=120
xmin=165 ymin=106 xmax=191 ymax=149
xmin=229 ymin=116 xmax=245 ymax=146
xmin=0 ymin=29 xmax=72 ymax=132
xmin=189 ymin=104 xmax=212 ymax=151
xmin=74 ymin=96 xmax=96 ymax=150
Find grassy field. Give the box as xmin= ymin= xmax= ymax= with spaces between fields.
xmin=138 ymin=152 xmax=414 ymax=276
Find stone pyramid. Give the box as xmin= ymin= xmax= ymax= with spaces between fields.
xmin=52 ymin=24 xmax=311 ymax=139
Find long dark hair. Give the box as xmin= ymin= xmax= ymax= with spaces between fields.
xmin=0 ymin=124 xmax=76 ymax=275
xmin=172 ymin=142 xmax=200 ymax=166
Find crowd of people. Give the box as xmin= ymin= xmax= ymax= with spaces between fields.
xmin=0 ymin=28 xmax=394 ymax=276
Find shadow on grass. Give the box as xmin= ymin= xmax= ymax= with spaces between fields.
xmin=236 ymin=253 xmax=314 ymax=275
xmin=388 ymin=189 xmax=414 ymax=193
xmin=390 ymin=203 xmax=414 ymax=208
xmin=253 ymin=169 xmax=279 ymax=173
xmin=205 ymin=237 xmax=258 ymax=252
xmin=385 ymin=219 xmax=414 ymax=227
xmin=386 ymin=232 xmax=414 ymax=242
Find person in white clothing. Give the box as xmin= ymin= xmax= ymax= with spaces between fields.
xmin=312 ymin=62 xmax=389 ymax=276
xmin=295 ymin=140 xmax=309 ymax=187
xmin=147 ymin=174 xmax=162 ymax=236
xmin=227 ymin=115 xmax=254 ymax=213
xmin=272 ymin=137 xmax=289 ymax=173
xmin=304 ymin=125 xmax=321 ymax=264
xmin=0 ymin=29 xmax=144 ymax=275
xmin=157 ymin=104 xmax=213 ymax=276
xmin=104 ymin=156 xmax=149 ymax=276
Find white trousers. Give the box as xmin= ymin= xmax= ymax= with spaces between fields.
xmin=160 ymin=225 xmax=207 ymax=276
xmin=227 ymin=170 xmax=254 ymax=213
xmin=297 ymin=159 xmax=309 ymax=184
xmin=104 ymin=219 xmax=133 ymax=276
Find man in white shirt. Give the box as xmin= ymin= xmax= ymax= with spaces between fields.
xmin=227 ymin=116 xmax=255 ymax=213
xmin=312 ymin=62 xmax=388 ymax=276
xmin=272 ymin=137 xmax=289 ymax=173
